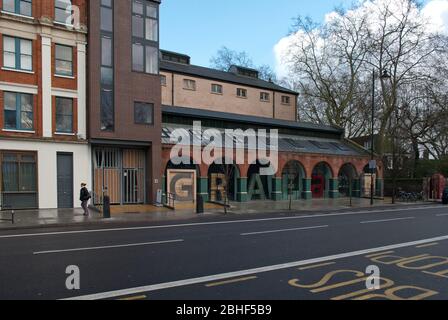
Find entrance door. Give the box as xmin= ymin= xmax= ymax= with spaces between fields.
xmin=57 ymin=153 xmax=73 ymax=208
xmin=312 ymin=175 xmax=324 ymax=198
xmin=93 ymin=148 xmax=145 ymax=205
xmin=122 ymin=149 xmax=145 ymax=204
xmin=123 ymin=169 xmax=139 ymax=204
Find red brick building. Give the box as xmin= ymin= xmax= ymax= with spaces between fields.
xmin=0 ymin=0 xmax=89 ymax=209
xmin=160 ymin=52 xmax=384 ymax=203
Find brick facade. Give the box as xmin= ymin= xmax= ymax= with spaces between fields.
xmin=0 ymin=1 xmax=90 ymax=209
xmin=0 ymin=0 xmax=87 ymax=142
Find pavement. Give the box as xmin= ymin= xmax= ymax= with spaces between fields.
xmin=0 ymin=197 xmax=436 ymax=231
xmin=0 ymin=203 xmax=448 ymax=300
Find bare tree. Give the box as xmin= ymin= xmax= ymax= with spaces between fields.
xmin=362 ymin=0 xmax=447 ymax=155
xmin=210 ymin=46 xmax=254 ymax=71
xmin=421 ymin=92 xmax=448 ymax=159
xmin=281 ymin=0 xmax=448 ymax=154
xmin=283 ymin=12 xmax=372 ymax=138
xmin=210 ymin=46 xmax=278 ymax=82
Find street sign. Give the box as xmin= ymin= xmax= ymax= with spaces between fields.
xmin=369 ymin=160 xmax=377 ymax=170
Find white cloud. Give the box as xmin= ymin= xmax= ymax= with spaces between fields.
xmin=274 ymin=0 xmax=448 ymax=78
xmin=273 ymin=32 xmax=296 ymax=79
xmin=422 ymin=0 xmax=448 ymax=34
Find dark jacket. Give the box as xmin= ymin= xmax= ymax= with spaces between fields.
xmin=80 ymin=187 xmax=91 ymax=202
xmin=443 ymin=188 xmax=448 ymax=205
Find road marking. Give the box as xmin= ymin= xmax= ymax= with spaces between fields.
xmin=416 ymin=242 xmax=439 ymax=248
xmin=205 ymin=276 xmax=258 ymax=288
xmin=241 ymin=225 xmax=328 ymax=236
xmin=365 ymin=251 xmax=395 ymax=258
xmin=437 ymin=213 xmax=448 ymax=217
xmin=33 ymin=239 xmax=184 ymax=255
xmin=63 ymin=234 xmax=448 ymax=300
xmin=118 ymin=295 xmax=147 ymax=301
xmin=360 ymin=217 xmax=415 ymax=224
xmin=298 ymin=262 xmax=336 ymax=270
xmin=1 ymin=205 xmax=444 ymax=239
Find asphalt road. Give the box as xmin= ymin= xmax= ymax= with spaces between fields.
xmin=0 ymin=204 xmax=448 ymax=300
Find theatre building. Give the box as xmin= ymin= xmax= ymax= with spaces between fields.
xmin=160 ymin=51 xmax=383 ymax=203
xmin=87 ymin=0 xmax=162 ymax=206
xmin=0 ymin=0 xmax=89 ymax=209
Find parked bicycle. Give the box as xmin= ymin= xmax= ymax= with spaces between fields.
xmin=397 ymin=190 xmax=424 ymax=202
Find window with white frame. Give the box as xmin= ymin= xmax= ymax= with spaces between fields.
xmin=55 ymin=44 xmax=73 ymax=76
xmin=55 ymin=0 xmax=73 ymax=24
xmin=55 ymin=97 xmax=73 ymax=133
xmin=2 ymin=0 xmax=32 ymax=16
xmin=161 ymin=74 xmax=167 ymax=86
xmin=183 ymin=79 xmax=196 ymax=91
xmin=211 ymin=84 xmax=223 ymax=94
xmin=3 ymin=92 xmax=34 ymax=131
xmin=260 ymin=92 xmax=270 ymax=102
xmin=281 ymin=95 xmax=291 ymax=105
xmin=237 ymin=88 xmax=247 ymax=98
xmin=3 ymin=36 xmax=32 ymax=71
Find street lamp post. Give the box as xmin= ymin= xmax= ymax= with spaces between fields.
xmin=371 ymin=69 xmax=390 ymax=206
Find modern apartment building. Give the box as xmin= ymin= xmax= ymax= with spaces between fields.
xmin=87 ymin=0 xmax=162 ymax=206
xmin=0 ymin=0 xmax=89 ymax=209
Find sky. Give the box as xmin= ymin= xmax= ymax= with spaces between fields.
xmin=160 ymin=0 xmax=441 ymax=72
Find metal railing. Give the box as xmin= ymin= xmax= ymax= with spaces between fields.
xmin=0 ymin=194 xmax=15 ymax=224
xmin=397 ymin=191 xmax=425 ymax=202
xmin=165 ymin=192 xmax=175 ymax=210
xmin=92 ymin=191 xmax=103 ymax=213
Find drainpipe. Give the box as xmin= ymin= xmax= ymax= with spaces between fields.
xmin=171 ymin=72 xmax=175 ymax=106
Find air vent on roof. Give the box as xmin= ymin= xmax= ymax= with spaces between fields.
xmin=229 ymin=65 xmax=259 ymax=79
xmin=160 ymin=50 xmax=191 ymax=65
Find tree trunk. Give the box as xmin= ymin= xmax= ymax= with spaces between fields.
xmin=411 ymin=138 xmax=419 ymax=179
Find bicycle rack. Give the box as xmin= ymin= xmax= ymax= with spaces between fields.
xmin=0 ymin=194 xmax=15 ymax=224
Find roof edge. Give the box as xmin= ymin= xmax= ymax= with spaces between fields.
xmin=160 ymin=61 xmax=298 ymax=96
xmin=162 ymin=105 xmax=344 ymax=135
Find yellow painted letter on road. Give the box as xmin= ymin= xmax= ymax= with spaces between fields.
xmin=370 ymin=254 xmax=430 ymax=265
xmin=289 ymin=270 xmax=364 ymax=290
xmin=397 ymin=256 xmax=448 ymax=271
xmin=423 ymin=269 xmax=448 ymax=279
xmin=331 ymin=277 xmax=395 ymax=300
xmin=353 ymin=286 xmax=438 ymax=300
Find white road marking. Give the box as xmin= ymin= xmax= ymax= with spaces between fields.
xmin=0 ymin=205 xmax=444 ymax=239
xmin=33 ymin=239 xmax=184 ymax=255
xmin=241 ymin=225 xmax=328 ymax=236
xmin=360 ymin=217 xmax=415 ymax=224
xmin=63 ymin=234 xmax=448 ymax=300
xmin=437 ymin=213 xmax=448 ymax=217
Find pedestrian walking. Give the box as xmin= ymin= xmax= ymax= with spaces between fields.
xmin=80 ymin=183 xmax=91 ymax=216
